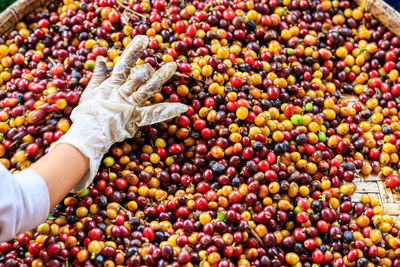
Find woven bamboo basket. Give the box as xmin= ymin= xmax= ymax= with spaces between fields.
xmin=346 ymin=94 xmax=400 ymax=220
xmin=1 ymin=0 xmax=400 ymax=220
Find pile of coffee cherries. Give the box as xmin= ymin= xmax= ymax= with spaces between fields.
xmin=0 ymin=0 xmax=400 ymax=266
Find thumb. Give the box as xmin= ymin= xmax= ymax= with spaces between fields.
xmin=87 ymin=56 xmax=108 ymax=89
xmin=80 ymin=56 xmax=108 ymax=103
xmin=135 ymin=103 xmax=188 ymax=127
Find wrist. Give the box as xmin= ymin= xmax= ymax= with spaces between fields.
xmin=56 ymin=119 xmax=112 ymax=160
xmin=30 ymin=143 xmax=90 ymax=208
xmin=52 ymin=119 xmax=113 ymax=193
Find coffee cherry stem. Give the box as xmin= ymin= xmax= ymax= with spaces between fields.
xmin=245 ymin=224 xmax=267 ymax=250
xmin=47 ymin=57 xmax=56 ymax=66
xmin=117 ymin=203 xmax=133 ymax=220
xmin=116 ymin=0 xmax=146 ymax=20
xmin=172 ymin=73 xmax=205 ymax=84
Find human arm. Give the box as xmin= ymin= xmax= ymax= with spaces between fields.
xmin=30 ymin=143 xmax=89 ymax=209
xmin=0 ymin=35 xmax=187 ymax=241
xmin=0 ymin=144 xmax=88 ymax=241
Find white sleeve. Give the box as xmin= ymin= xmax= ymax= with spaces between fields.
xmin=0 ymin=165 xmax=50 ymax=242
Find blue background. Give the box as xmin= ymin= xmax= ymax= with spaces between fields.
xmin=385 ymin=0 xmax=400 ymax=12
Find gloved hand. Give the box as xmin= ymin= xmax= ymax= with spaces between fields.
xmin=54 ymin=35 xmax=187 ymax=193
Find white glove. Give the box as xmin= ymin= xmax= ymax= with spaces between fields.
xmin=54 ymin=35 xmax=187 ymax=193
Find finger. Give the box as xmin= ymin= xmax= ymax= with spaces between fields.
xmin=111 ymin=35 xmax=149 ymax=82
xmin=118 ymin=63 xmax=155 ymax=102
xmin=132 ymin=62 xmax=177 ymax=105
xmin=86 ymin=56 xmax=108 ymax=89
xmin=80 ymin=56 xmax=108 ymax=103
xmin=135 ymin=103 xmax=188 ymax=127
